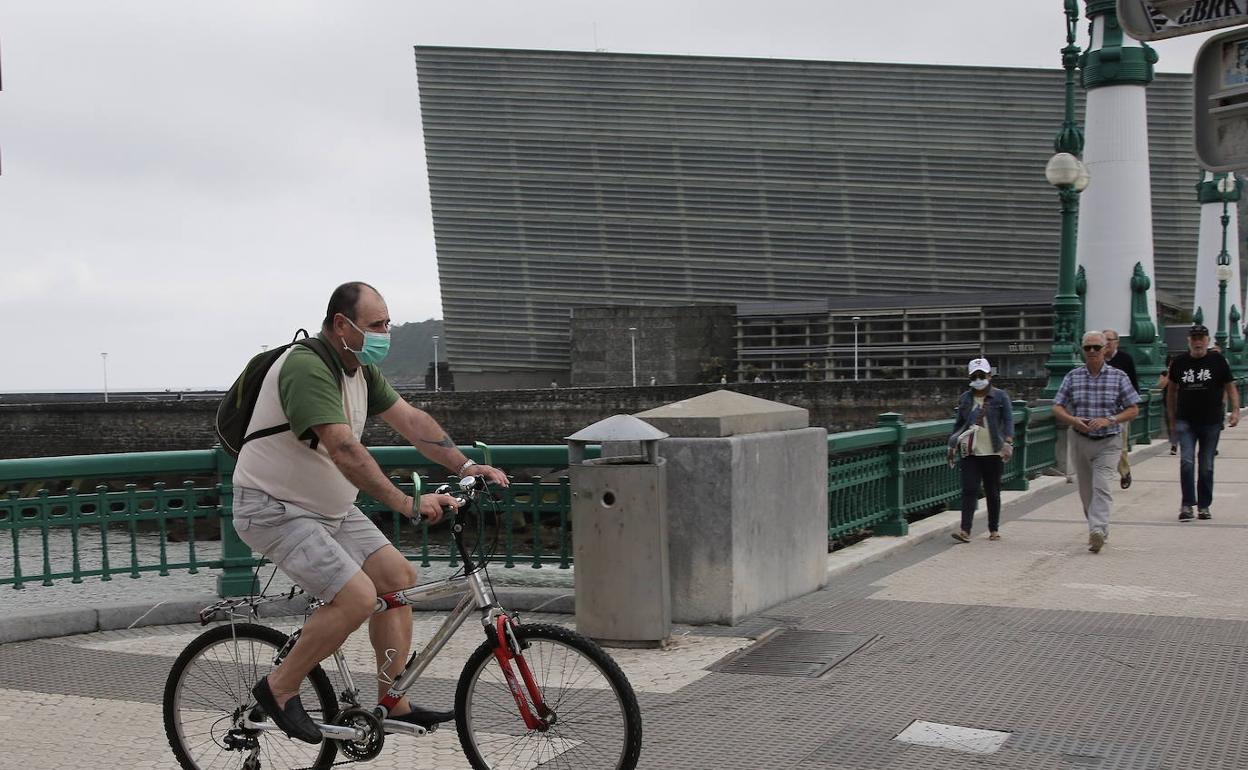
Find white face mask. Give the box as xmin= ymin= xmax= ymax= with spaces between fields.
xmin=970 ymin=378 xmax=990 ymax=391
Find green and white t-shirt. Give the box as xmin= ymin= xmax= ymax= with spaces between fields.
xmin=233 ymin=334 xmax=400 ymax=517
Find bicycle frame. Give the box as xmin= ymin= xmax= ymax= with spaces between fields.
xmin=229 ymin=476 xmax=554 ymax=741
xmin=370 ymin=565 xmax=504 ymax=718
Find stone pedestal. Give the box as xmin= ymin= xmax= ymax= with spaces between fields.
xmin=637 ymin=390 xmax=828 ymax=625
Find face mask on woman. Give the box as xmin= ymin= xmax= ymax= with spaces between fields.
xmin=970 ymin=377 xmax=990 ymax=391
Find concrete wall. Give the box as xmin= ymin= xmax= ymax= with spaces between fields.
xmin=0 ymin=378 xmax=1049 ymax=459
xmin=570 ymin=305 xmax=736 ymax=387
xmin=661 ymin=427 xmax=828 ymax=625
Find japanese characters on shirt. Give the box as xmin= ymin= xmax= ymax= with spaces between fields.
xmin=1178 ymin=367 xmax=1215 ymax=384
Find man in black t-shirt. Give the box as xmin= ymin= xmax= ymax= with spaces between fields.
xmin=1166 ymin=325 xmax=1240 ymax=521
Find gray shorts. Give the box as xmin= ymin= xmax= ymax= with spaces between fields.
xmin=232 ymin=486 xmax=392 ymax=601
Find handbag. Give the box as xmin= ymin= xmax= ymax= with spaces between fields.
xmin=957 ymin=397 xmax=990 ymax=458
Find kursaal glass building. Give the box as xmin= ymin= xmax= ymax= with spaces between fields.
xmin=414 ymin=46 xmax=1206 ymax=390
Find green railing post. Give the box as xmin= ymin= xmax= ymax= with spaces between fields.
xmin=874 ymin=413 xmax=908 ymax=536
xmin=214 ymin=446 xmax=258 ymax=597
xmin=1003 ymin=401 xmax=1030 ymax=491
xmin=1147 ymin=389 xmax=1159 ymax=441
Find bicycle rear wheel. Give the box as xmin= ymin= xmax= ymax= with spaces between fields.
xmin=455 ymin=622 xmax=642 ymax=770
xmin=162 ymin=622 xmax=338 ymax=770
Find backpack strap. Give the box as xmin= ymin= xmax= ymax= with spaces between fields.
xmin=239 ymin=335 xmax=343 ymax=452
xmin=294 ymin=336 xmax=344 ymax=452
xmin=241 ymin=422 xmax=292 ymax=444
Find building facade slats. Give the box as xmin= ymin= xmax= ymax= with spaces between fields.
xmin=415 ymin=47 xmax=1200 ymax=387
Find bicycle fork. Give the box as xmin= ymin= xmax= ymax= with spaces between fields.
xmin=490 ymin=615 xmax=554 ymax=731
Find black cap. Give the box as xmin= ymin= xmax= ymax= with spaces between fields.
xmin=1189 ymin=324 xmax=1210 ymax=337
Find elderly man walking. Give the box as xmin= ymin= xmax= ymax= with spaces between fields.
xmin=1052 ymin=331 xmax=1141 ymax=553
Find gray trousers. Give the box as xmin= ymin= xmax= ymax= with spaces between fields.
xmin=1070 ymin=432 xmax=1122 ymax=536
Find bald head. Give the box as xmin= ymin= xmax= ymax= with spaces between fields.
xmin=322 ymin=282 xmax=381 ymax=332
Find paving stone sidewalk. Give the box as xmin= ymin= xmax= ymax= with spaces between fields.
xmin=1 ymin=420 xmax=1245 ymax=769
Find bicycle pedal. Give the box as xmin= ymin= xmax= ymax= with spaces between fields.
xmin=382 ymin=718 xmax=429 ymax=737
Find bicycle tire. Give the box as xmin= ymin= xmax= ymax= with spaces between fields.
xmin=162 ymin=622 xmax=339 ymax=770
xmin=455 ymin=622 xmax=642 ymax=770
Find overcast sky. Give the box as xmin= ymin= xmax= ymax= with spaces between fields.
xmin=0 ymin=2 xmax=1225 ymax=391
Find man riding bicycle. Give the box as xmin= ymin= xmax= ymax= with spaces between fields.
xmin=232 ymin=281 xmax=508 ymax=744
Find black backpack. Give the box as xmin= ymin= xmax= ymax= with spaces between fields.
xmin=215 ymin=329 xmax=340 ymax=457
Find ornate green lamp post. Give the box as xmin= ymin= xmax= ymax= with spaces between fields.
xmin=1043 ymin=0 xmax=1091 ymax=398
xmin=1215 ymin=174 xmax=1236 ymax=352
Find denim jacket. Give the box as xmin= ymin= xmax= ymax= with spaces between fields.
xmin=947 ymin=387 xmax=1015 ymax=453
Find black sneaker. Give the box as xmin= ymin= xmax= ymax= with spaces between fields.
xmin=252 ymin=677 xmax=323 ymax=744
xmin=1169 ymin=445 xmax=1177 ymax=456
xmin=1198 ymin=508 xmax=1212 ymax=520
xmin=1178 ymin=506 xmax=1194 ymax=522
xmin=391 ymin=705 xmax=455 ymax=730
xmin=1120 ymin=473 xmax=1132 ymax=490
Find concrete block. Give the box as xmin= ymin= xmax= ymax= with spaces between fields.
xmin=637 ymin=389 xmax=809 ymax=437
xmin=0 ymin=608 xmax=97 ymax=643
xmin=660 ymin=427 xmax=828 ymax=625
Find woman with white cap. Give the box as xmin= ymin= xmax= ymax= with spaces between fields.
xmin=946 ymin=357 xmax=1015 ymax=542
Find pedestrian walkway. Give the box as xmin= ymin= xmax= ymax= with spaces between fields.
xmin=1 ymin=420 xmax=1245 ymax=769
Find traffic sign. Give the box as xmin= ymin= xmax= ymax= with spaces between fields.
xmin=1194 ymin=26 xmax=1248 ymax=170
xmin=1119 ymin=0 xmax=1248 ymax=41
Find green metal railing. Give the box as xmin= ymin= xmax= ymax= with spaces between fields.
xmin=1 ymin=396 xmax=1177 ymax=596
xmin=0 ymin=444 xmax=589 ymax=596
xmin=826 ymin=401 xmax=1062 ymax=540
xmin=1130 ymin=389 xmax=1164 ymax=447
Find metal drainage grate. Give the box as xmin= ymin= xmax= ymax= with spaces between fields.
xmin=708 ymin=630 xmax=876 ymax=677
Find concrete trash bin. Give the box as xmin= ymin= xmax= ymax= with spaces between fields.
xmin=567 ymin=414 xmax=671 ymax=648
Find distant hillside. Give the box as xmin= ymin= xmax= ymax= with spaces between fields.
xmin=379 ymin=319 xmax=444 ymax=386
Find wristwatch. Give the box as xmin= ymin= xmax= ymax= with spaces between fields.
xmin=457 ymin=459 xmax=476 ymax=476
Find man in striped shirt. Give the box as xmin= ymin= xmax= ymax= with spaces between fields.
xmin=1052 ymin=331 xmax=1141 ymax=554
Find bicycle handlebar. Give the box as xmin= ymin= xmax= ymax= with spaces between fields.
xmin=432 ymin=475 xmax=490 ymax=521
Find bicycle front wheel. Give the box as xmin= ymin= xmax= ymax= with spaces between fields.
xmin=162 ymin=622 xmax=338 ymax=770
xmin=455 ymin=622 xmax=642 ymax=770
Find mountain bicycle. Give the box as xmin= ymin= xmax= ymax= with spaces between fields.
xmin=162 ymin=475 xmax=642 ymax=770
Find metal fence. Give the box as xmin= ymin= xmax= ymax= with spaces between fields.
xmin=826 ymin=400 xmax=1062 ymax=540
xmin=0 ymin=444 xmax=584 ymax=596
xmin=0 ymin=395 xmax=1173 ymax=597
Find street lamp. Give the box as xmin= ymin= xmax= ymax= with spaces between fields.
xmin=101 ymin=352 xmax=109 ymax=403
xmin=1215 ymin=174 xmax=1236 ymax=351
xmin=851 ymin=316 xmax=861 ymax=381
xmin=432 ymin=335 xmax=440 ymax=392
xmin=1042 ymin=0 xmax=1090 ymax=397
xmin=628 ymin=327 xmax=637 ymax=387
